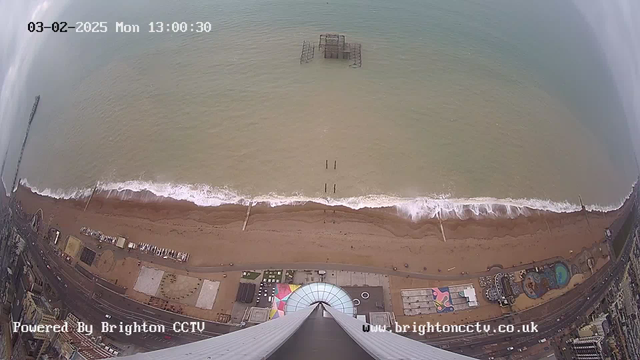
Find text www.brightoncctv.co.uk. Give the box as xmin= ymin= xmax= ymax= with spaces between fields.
xmin=362 ymin=322 xmax=539 ymax=336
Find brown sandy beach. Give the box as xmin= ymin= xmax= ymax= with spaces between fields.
xmin=12 ymin=184 xmax=628 ymax=276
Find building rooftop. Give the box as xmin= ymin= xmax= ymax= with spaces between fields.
xmin=285 ymin=283 xmax=354 ymax=316
xmin=60 ymin=329 xmax=113 ymax=359
xmin=343 ymin=286 xmax=384 ymax=319
xmin=30 ymin=292 xmax=51 ymax=314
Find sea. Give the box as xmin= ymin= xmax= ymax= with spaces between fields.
xmin=1 ymin=0 xmax=638 ymax=220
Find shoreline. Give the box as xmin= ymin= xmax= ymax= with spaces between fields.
xmin=16 ymin=178 xmax=636 ymax=221
xmin=12 ymin=183 xmax=632 ymax=275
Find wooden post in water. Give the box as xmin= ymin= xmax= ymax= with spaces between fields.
xmin=334 ymin=160 xmax=336 ymax=170
xmin=325 ymin=183 xmax=327 ymax=193
xmin=333 ymin=184 xmax=336 ymax=194
xmin=326 ymin=160 xmax=328 ymax=169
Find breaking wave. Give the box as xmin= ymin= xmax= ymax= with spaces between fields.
xmin=19 ymin=179 xmax=94 ymax=200
xmin=18 ymin=179 xmax=631 ymax=221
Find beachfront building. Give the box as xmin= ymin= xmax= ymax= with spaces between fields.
xmin=48 ymin=314 xmax=115 ymax=359
xmin=121 ymin=283 xmax=476 ymax=360
xmin=571 ymin=336 xmax=606 ymax=360
xmin=16 ymin=291 xmax=57 ymax=359
xmin=578 ymin=313 xmax=609 ymax=337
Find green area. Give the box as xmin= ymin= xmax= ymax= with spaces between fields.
xmin=241 ymin=271 xmax=261 ymax=280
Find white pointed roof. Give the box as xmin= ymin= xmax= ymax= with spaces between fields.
xmin=285 ymin=283 xmax=355 ymax=316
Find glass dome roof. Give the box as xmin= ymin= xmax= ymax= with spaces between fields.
xmin=285 ymin=283 xmax=355 ymax=316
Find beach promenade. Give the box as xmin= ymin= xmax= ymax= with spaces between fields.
xmin=7 ymin=183 xmax=636 ymax=357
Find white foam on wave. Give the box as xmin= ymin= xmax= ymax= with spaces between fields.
xmin=19 ymin=179 xmax=94 ymax=200
xmin=19 ymin=178 xmax=632 ymax=221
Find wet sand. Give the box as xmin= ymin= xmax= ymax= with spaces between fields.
xmin=12 ymin=184 xmax=630 ymax=276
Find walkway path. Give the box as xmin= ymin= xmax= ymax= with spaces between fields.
xmin=79 ymin=232 xmax=570 ymax=281
xmin=182 ymin=258 xmax=568 ymax=281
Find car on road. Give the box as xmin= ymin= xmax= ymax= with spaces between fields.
xmin=506 ymin=346 xmax=514 ymax=351
xmin=105 ymin=314 xmax=112 ymax=319
xmin=539 ymin=338 xmax=547 ymax=343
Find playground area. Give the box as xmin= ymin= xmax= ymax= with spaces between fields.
xmin=522 ymin=262 xmax=571 ymax=299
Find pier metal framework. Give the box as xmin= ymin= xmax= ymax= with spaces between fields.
xmin=300 ymin=40 xmax=315 ymax=63
xmin=348 ymin=42 xmax=362 ymax=68
xmin=301 ymin=33 xmax=362 ymax=68
xmin=319 ymin=34 xmax=347 ymax=59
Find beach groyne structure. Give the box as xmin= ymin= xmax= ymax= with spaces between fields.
xmin=11 ymin=95 xmax=40 ymax=194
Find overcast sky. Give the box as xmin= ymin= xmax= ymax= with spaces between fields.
xmin=573 ymin=0 xmax=640 ymax=163
xmin=0 ymin=0 xmax=68 ymax=192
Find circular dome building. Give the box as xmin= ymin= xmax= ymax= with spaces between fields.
xmin=284 ymin=283 xmax=355 ymax=316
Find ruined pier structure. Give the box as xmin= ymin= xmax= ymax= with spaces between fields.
xmin=300 ymin=33 xmax=362 ymax=68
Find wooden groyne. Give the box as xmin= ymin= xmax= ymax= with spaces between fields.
xmin=242 ymin=202 xmax=253 ymax=231
xmin=84 ymin=185 xmax=98 ymax=211
xmin=11 ymin=95 xmax=40 ymax=193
